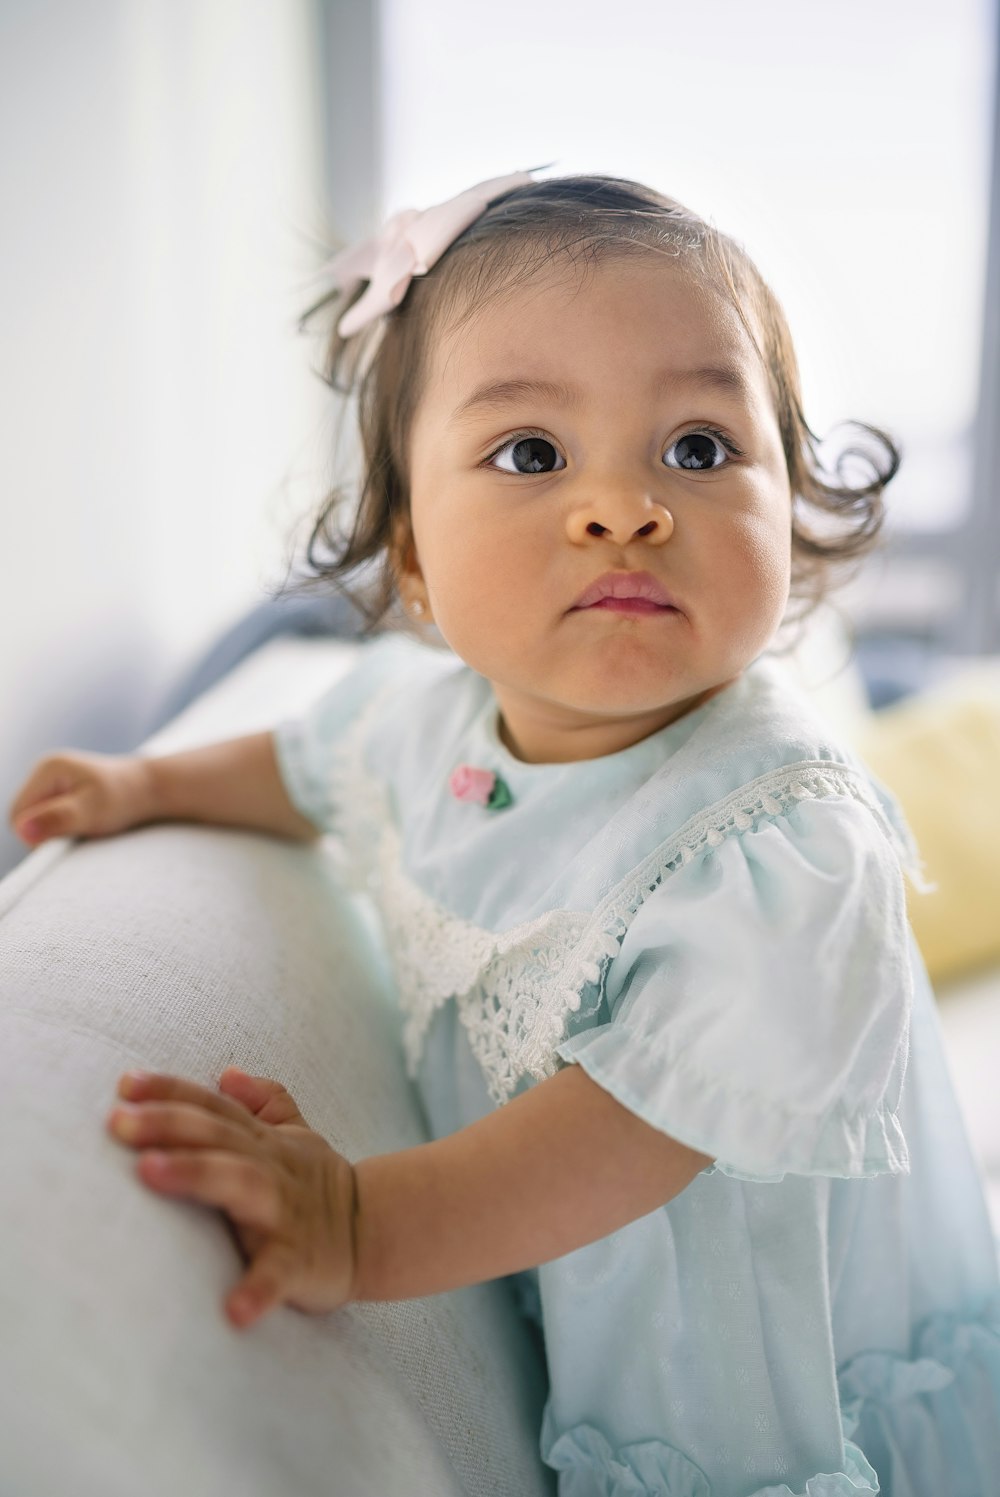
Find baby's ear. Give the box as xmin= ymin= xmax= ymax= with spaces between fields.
xmin=389 ymin=513 xmax=433 ymax=623
xmin=389 ymin=511 xmax=422 ymax=585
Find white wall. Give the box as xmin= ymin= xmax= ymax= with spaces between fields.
xmin=0 ymin=0 xmax=334 ymax=876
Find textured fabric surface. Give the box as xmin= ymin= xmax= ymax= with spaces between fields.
xmin=0 ymin=639 xmax=554 ymax=1497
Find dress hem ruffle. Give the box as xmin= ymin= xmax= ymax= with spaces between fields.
xmin=540 ymin=1295 xmax=1000 ymax=1495
xmin=837 ymin=1292 xmax=1000 ymax=1493
xmin=540 ymin=1405 xmax=879 ymax=1495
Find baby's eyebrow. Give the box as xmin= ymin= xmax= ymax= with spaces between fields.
xmin=449 ymin=366 xmax=752 ymax=425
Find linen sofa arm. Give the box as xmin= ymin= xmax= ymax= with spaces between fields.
xmin=0 ymin=637 xmax=553 ymax=1497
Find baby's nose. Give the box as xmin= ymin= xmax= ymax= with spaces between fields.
xmin=566 ymin=496 xmax=674 ymax=546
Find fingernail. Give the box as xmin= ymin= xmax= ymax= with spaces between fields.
xmin=17 ymin=819 xmax=41 ymax=841
xmin=109 ymin=1107 xmax=141 ymax=1140
xmin=119 ymin=1071 xmax=150 ymax=1098
xmin=230 ymin=1292 xmax=254 ymax=1319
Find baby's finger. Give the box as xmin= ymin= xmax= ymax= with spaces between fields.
xmin=219 ymin=1068 xmax=309 ymax=1128
xmin=13 ymin=794 xmax=83 ymax=844
xmin=136 ymin=1148 xmax=279 ymax=1232
xmin=116 ymin=1070 xmax=259 ymax=1125
xmin=226 ymin=1242 xmax=298 ymax=1329
xmin=8 ymin=760 xmax=76 ymax=824
xmin=107 ymin=1099 xmax=258 ymax=1154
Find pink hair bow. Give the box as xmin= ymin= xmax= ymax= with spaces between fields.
xmin=322 ymin=169 xmax=537 ymax=338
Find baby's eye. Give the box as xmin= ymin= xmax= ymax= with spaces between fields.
xmin=488 ymin=433 xmax=566 ymax=475
xmin=663 ymin=430 xmax=735 ymax=472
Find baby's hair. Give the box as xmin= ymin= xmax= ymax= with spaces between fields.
xmin=284 ymin=174 xmax=900 ymax=644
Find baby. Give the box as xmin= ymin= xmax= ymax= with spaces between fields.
xmin=9 ymin=171 xmax=999 ymax=1497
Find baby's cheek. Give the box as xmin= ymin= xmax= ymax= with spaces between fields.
xmin=736 ymin=511 xmax=792 ymax=606
xmin=709 ymin=520 xmax=790 ymax=662
xmin=425 ymin=587 xmax=505 ymax=674
xmin=430 ymin=544 xmax=523 ymax=639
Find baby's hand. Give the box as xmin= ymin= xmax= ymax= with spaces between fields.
xmin=8 ymin=749 xmax=154 ymax=846
xmin=106 ymin=1068 xmax=357 ymax=1328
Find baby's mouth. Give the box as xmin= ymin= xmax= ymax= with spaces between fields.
xmin=583 ymin=597 xmax=679 ymax=615
xmin=571 ymin=570 xmax=683 ymax=614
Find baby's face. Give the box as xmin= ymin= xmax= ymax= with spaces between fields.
xmin=404 ymin=254 xmax=792 ymax=763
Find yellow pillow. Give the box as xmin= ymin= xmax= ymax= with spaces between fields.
xmin=855 ymin=668 xmax=1000 ymax=986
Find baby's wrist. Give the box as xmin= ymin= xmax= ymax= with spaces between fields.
xmin=342 ymin=1160 xmax=364 ymax=1306
xmin=348 ymin=1156 xmax=389 ymax=1303
xmin=132 ymin=753 xmax=169 ymax=826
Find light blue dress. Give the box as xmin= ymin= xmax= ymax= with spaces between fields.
xmin=273 ymin=634 xmax=1000 ymax=1497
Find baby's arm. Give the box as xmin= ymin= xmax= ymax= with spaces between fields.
xmin=107 ymin=1060 xmax=712 ymax=1325
xmin=9 ymin=732 xmax=320 ymax=846
xmin=142 ymin=733 xmax=320 ymax=842
xmin=352 ymin=1061 xmax=713 ymax=1299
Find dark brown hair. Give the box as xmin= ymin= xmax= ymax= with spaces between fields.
xmin=281 ymin=174 xmax=900 ymax=647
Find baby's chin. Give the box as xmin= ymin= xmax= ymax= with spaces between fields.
xmin=493 ymin=682 xmax=726 ymax=764
xmin=536 ymin=659 xmax=725 ymax=722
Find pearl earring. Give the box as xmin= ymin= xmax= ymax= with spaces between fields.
xmin=410 ymin=599 xmax=426 ymax=617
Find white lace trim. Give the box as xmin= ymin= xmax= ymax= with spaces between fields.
xmin=328 ymin=695 xmax=927 ymax=1105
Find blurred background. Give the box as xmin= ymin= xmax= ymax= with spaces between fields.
xmin=1 ymin=0 xmax=999 ymax=885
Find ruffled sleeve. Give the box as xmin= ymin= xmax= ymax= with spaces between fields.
xmin=554 ymin=792 xmax=913 ymax=1182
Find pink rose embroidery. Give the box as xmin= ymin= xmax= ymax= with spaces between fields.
xmin=449 ymin=764 xmax=497 ymax=806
